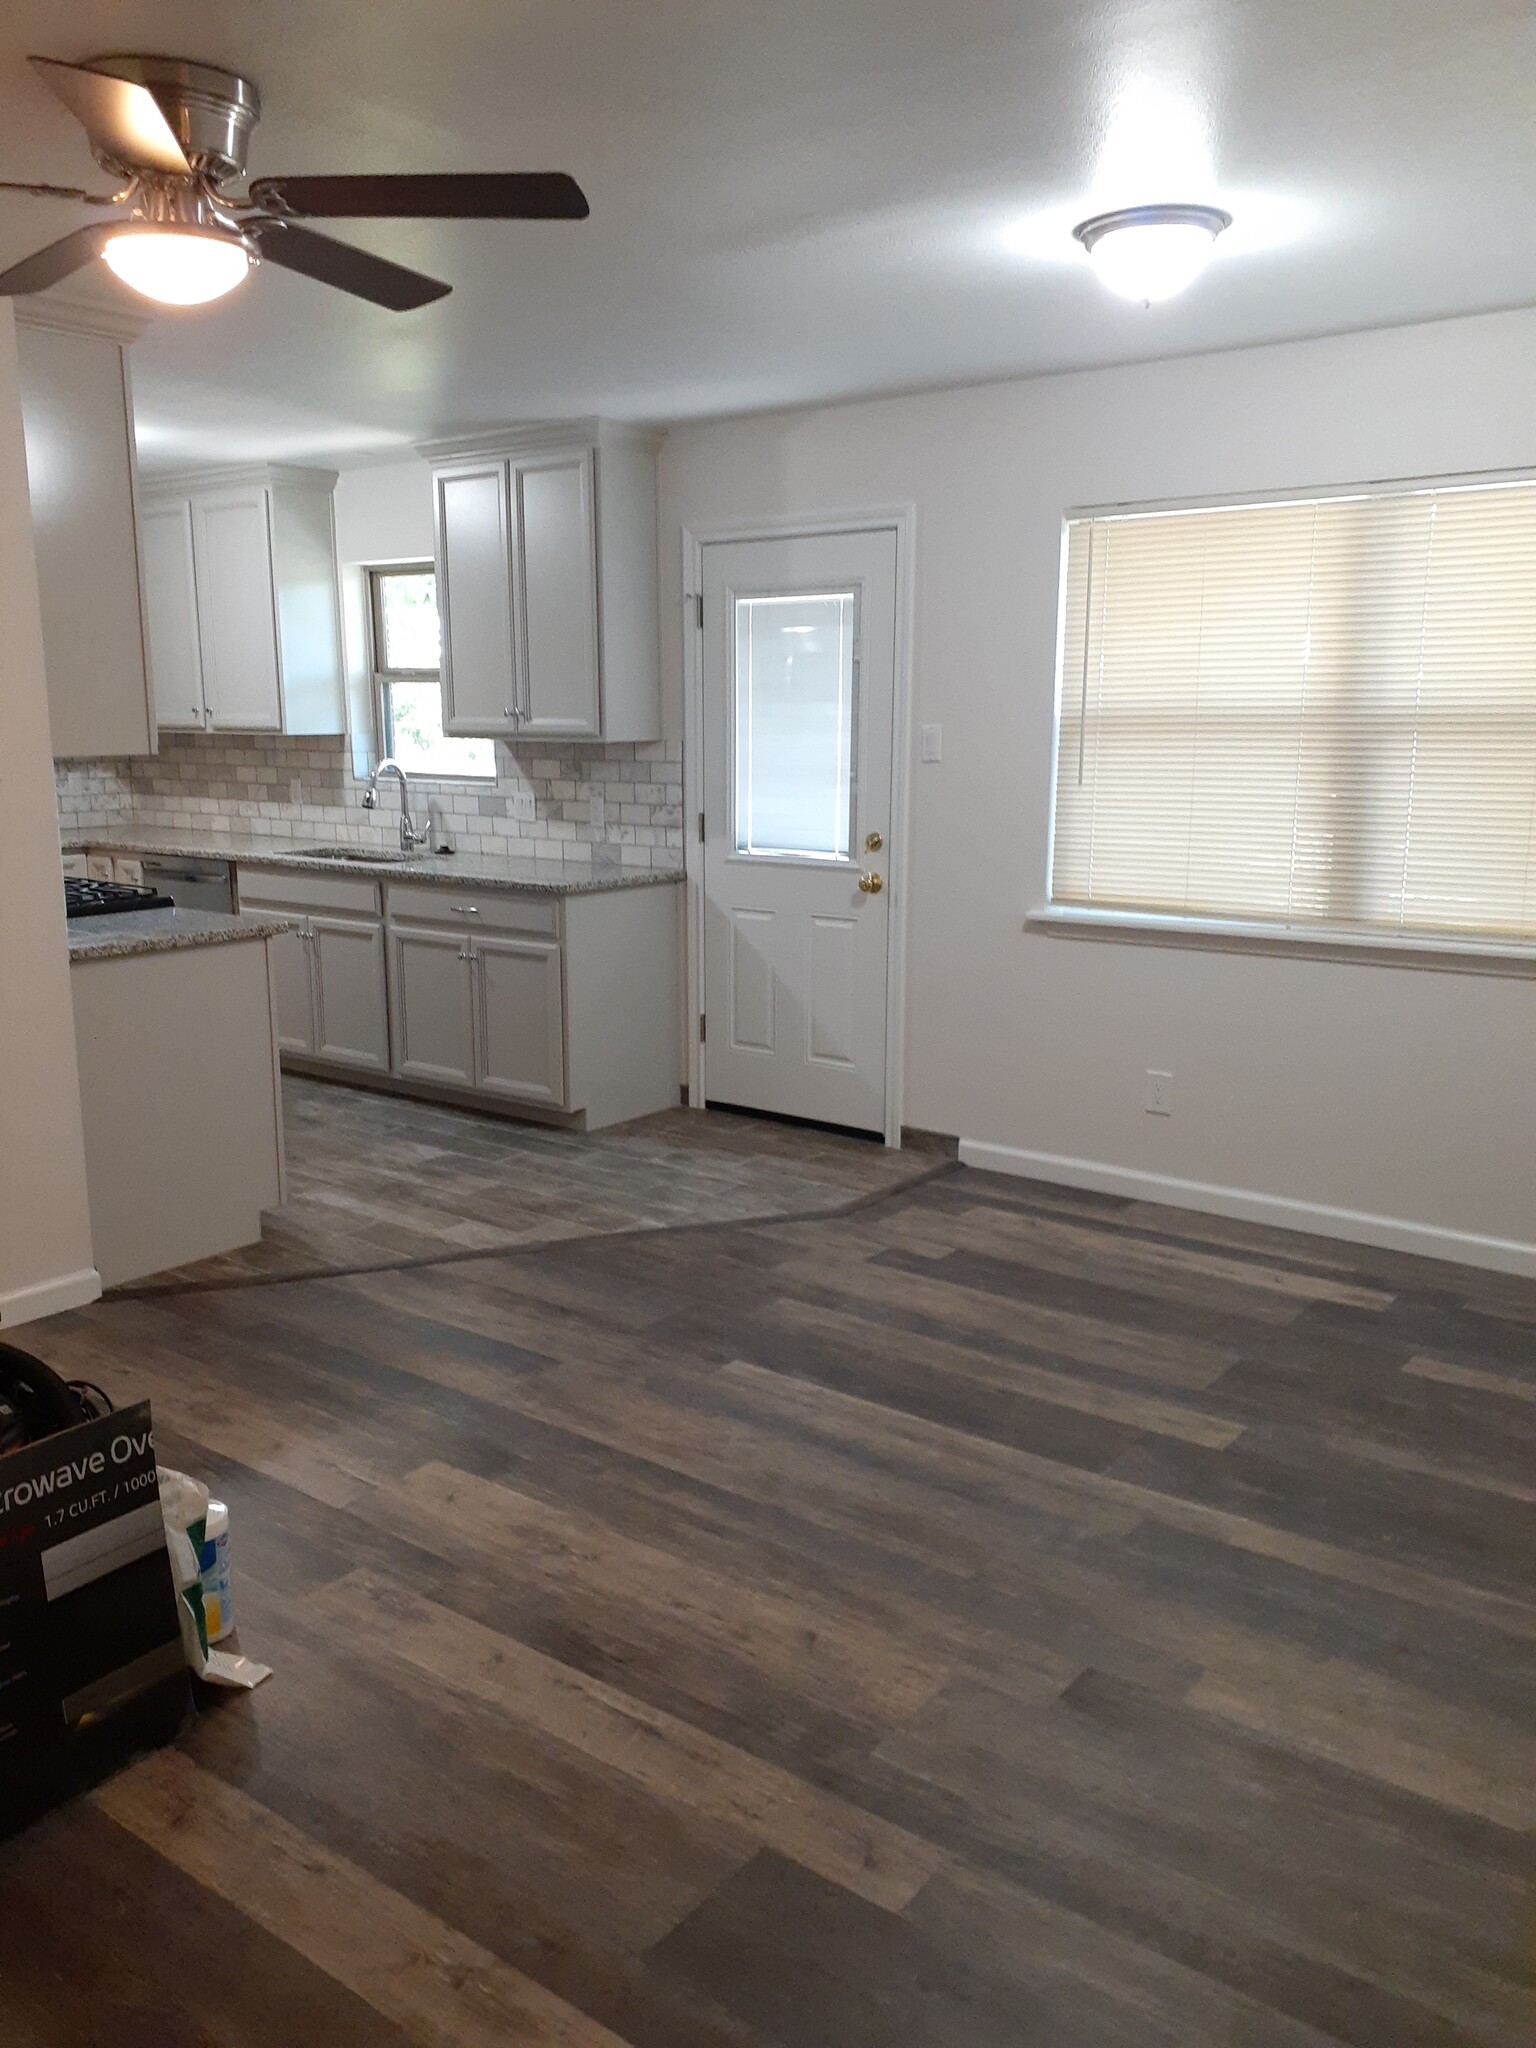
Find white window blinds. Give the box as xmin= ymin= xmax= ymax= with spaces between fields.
xmin=1051 ymin=481 xmax=1536 ymax=942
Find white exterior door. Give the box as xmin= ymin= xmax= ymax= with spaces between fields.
xmin=701 ymin=528 xmax=898 ymax=1136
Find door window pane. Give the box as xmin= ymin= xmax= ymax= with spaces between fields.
xmin=734 ymin=592 xmax=856 ymax=858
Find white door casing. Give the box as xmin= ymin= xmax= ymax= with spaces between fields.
xmin=698 ymin=527 xmax=900 ymax=1136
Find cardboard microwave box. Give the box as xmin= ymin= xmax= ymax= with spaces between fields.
xmin=0 ymin=1399 xmax=189 ymax=1834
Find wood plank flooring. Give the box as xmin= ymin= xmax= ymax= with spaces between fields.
xmin=129 ymin=1076 xmax=938 ymax=1292
xmin=3 ymin=1127 xmax=1533 ymax=2046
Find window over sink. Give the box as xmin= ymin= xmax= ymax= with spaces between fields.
xmin=370 ymin=566 xmax=496 ymax=780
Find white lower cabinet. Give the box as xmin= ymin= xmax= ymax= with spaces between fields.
xmin=313 ymin=917 xmax=390 ymax=1071
xmin=391 ymin=927 xmax=477 ymax=1087
xmin=233 ymin=863 xmax=677 ymax=1129
xmin=473 ymin=937 xmax=565 ymax=1104
xmin=388 ymin=890 xmax=566 ymax=1108
xmin=267 ymin=923 xmax=319 ymax=1057
xmin=237 ymin=871 xmax=390 ymax=1074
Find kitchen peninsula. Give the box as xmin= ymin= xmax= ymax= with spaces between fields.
xmin=67 ymin=906 xmax=289 ymax=1288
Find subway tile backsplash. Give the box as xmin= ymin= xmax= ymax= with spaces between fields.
xmin=55 ymin=732 xmax=685 ymax=871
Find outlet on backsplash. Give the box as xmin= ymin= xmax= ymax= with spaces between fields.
xmin=54 ymin=731 xmax=684 ymax=871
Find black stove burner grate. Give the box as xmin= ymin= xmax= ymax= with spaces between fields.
xmin=65 ymin=877 xmax=176 ymax=919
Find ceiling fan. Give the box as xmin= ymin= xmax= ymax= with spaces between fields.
xmin=0 ymin=54 xmax=589 ymax=309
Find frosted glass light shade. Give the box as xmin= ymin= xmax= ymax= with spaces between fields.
xmin=103 ymin=229 xmax=250 ymax=305
xmin=1074 ymin=204 xmax=1231 ymax=304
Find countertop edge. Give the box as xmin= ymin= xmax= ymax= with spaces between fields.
xmin=61 ymin=834 xmax=684 ymax=895
xmin=67 ymin=910 xmax=290 ymax=963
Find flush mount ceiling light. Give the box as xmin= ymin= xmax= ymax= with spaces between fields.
xmin=1073 ymin=203 xmax=1232 ymax=303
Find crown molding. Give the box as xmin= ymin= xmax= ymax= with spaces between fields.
xmin=13 ymin=276 xmax=154 ymax=347
xmin=140 ymin=461 xmax=339 ymax=495
xmin=415 ymin=416 xmax=663 ymax=463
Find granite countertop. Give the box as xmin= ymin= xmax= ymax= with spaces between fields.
xmin=62 ymin=831 xmax=684 ymax=896
xmin=67 ymin=908 xmax=292 ymax=963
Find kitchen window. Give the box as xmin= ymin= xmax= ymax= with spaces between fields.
xmin=1047 ymin=477 xmax=1536 ymax=950
xmin=370 ymin=566 xmax=495 ymax=781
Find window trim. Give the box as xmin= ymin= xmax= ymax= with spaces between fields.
xmin=1025 ymin=903 xmax=1536 ymax=978
xmin=1043 ymin=465 xmax=1536 ymax=964
xmin=367 ymin=562 xmax=497 ymax=785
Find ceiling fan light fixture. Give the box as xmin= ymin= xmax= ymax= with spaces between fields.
xmin=1073 ymin=203 xmax=1231 ymax=303
xmin=102 ymin=225 xmax=251 ymax=305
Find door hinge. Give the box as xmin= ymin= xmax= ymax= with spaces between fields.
xmin=699 ymin=1012 xmax=706 ymax=1042
xmin=698 ymin=810 xmax=706 ymax=844
xmin=694 ymin=591 xmax=704 ymax=630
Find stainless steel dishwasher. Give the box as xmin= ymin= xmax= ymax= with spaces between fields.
xmin=138 ymin=855 xmax=234 ymax=913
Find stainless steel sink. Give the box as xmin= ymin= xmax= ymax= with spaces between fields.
xmin=294 ymin=846 xmax=422 ymax=864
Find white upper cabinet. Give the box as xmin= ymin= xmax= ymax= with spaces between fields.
xmin=436 ymin=464 xmax=518 ymax=730
xmin=16 ymin=294 xmax=157 ymax=759
xmin=140 ymin=504 xmax=205 ymax=732
xmin=426 ymin=420 xmax=659 ymax=743
xmin=516 ymin=451 xmax=600 ymax=736
xmin=139 ymin=465 xmax=346 ymax=735
xmin=192 ymin=487 xmax=282 ymax=729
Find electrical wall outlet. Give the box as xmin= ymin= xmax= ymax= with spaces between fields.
xmin=1145 ymin=1069 xmax=1174 ymax=1116
xmin=587 ymin=790 xmax=606 ymax=829
xmin=509 ymin=788 xmax=536 ymax=823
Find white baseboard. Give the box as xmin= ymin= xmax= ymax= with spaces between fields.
xmin=955 ymin=1141 xmax=1536 ymax=1280
xmin=0 ymin=1265 xmax=103 ymax=1330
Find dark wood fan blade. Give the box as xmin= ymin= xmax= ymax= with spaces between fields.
xmin=248 ymin=172 xmax=589 ymax=220
xmin=0 ymin=222 xmax=119 ymax=296
xmin=248 ymin=220 xmax=451 ymax=310
xmin=28 ymin=56 xmax=190 ymax=174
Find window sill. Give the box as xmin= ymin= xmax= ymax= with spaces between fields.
xmin=1025 ymin=904 xmax=1536 ymax=977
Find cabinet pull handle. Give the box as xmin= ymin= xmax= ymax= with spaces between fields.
xmin=450 ymin=903 xmax=480 ymax=914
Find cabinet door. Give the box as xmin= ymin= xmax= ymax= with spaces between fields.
xmin=312 ymin=916 xmax=390 ymax=1071
xmin=18 ymin=325 xmax=155 ymax=757
xmin=436 ymin=464 xmax=518 ymax=734
xmin=267 ymin=923 xmax=319 ymax=1056
xmin=192 ymin=488 xmax=282 ymax=730
xmin=390 ymin=928 xmax=475 ymax=1085
xmin=141 ymin=502 xmax=206 ymax=731
xmin=514 ymin=451 xmax=600 ymax=736
xmin=473 ymin=937 xmax=566 ymax=1105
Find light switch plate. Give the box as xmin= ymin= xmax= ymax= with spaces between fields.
xmin=510 ymin=788 xmax=536 ymax=823
xmin=588 ymin=791 xmax=606 ymax=829
xmin=920 ymin=723 xmax=943 ymax=763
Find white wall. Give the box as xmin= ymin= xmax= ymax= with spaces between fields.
xmin=660 ymin=307 xmax=1536 ymax=1272
xmin=331 ymin=459 xmax=436 ymax=772
xmin=0 ymin=305 xmax=99 ymax=1326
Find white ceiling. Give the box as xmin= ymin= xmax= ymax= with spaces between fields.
xmin=1 ymin=1 xmax=1531 ymax=472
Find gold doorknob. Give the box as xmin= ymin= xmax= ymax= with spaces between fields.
xmin=858 ymin=871 xmax=884 ymax=894
xmin=865 ymin=830 xmax=884 ymax=852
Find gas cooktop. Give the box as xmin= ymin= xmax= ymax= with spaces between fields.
xmin=65 ymin=877 xmax=175 ymax=920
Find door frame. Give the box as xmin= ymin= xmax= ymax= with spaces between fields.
xmin=681 ymin=505 xmax=917 ymax=1147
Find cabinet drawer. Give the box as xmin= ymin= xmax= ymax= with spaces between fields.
xmin=385 ymin=880 xmax=559 ymax=937
xmin=236 ymin=866 xmax=382 ymax=917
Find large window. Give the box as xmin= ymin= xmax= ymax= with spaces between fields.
xmin=370 ymin=566 xmax=495 ymax=781
xmin=1049 ymin=479 xmax=1536 ymax=945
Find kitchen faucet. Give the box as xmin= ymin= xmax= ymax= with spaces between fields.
xmin=363 ymin=757 xmax=431 ymax=853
